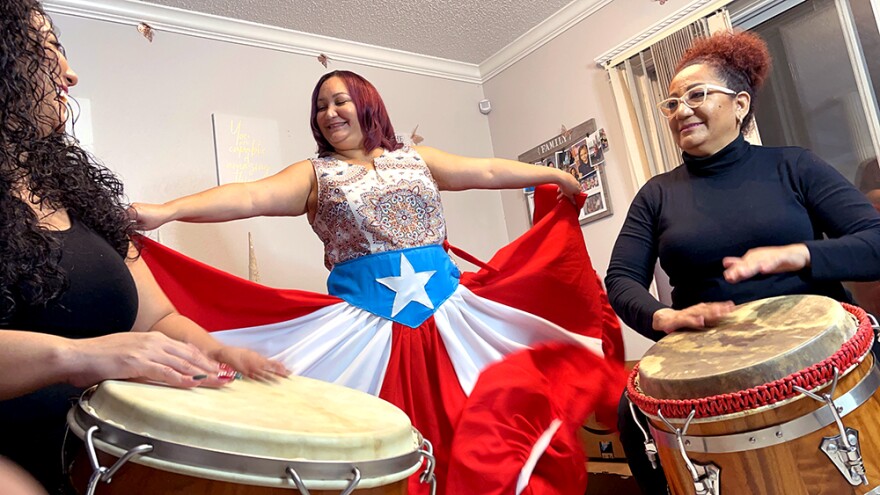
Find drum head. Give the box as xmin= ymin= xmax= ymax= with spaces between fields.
xmin=71 ymin=376 xmax=421 ymax=488
xmin=638 ymin=295 xmax=857 ymax=400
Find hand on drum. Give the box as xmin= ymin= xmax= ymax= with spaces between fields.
xmin=66 ymin=332 xmax=225 ymax=389
xmin=722 ymin=244 xmax=811 ymax=283
xmin=208 ymin=346 xmax=290 ymax=381
xmin=652 ymin=301 xmax=735 ymax=333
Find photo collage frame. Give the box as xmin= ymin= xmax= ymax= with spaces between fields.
xmin=518 ymin=119 xmax=612 ymax=225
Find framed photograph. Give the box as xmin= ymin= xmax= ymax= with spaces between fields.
xmin=572 ymin=138 xmax=591 ymax=177
xmin=587 ymin=133 xmax=605 ymax=167
xmin=518 ymin=118 xmax=612 ymax=225
xmin=598 ymin=128 xmax=609 ymax=151
xmin=580 ymin=170 xmax=600 ymax=193
xmin=584 ymin=191 xmax=606 ymax=216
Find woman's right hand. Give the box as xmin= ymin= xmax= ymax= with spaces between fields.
xmin=64 ymin=332 xmax=225 ymax=389
xmin=652 ymin=301 xmax=735 ymax=334
xmin=128 ymin=202 xmax=173 ymax=231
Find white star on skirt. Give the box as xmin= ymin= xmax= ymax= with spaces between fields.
xmin=376 ymin=253 xmax=437 ymax=317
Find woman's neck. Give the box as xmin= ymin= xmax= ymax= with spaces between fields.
xmin=333 ymin=147 xmax=384 ymax=165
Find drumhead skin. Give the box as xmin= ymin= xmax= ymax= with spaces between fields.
xmin=638 ymin=295 xmax=857 ymax=400
xmin=85 ymin=376 xmax=417 ymax=462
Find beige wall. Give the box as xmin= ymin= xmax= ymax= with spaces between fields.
xmin=483 ymin=0 xmax=696 ymax=358
xmin=53 ymin=14 xmax=503 ymax=292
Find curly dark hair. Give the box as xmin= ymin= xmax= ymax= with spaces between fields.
xmin=676 ymin=31 xmax=772 ymax=133
xmin=0 ymin=0 xmax=134 ymax=323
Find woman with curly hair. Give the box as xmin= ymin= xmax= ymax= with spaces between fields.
xmin=0 ymin=2 xmax=287 ymax=492
xmin=605 ymin=30 xmax=880 ymax=494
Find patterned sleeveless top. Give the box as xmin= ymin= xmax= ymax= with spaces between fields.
xmin=310 ymin=147 xmax=447 ymax=269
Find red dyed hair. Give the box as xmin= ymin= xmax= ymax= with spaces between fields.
xmin=309 ymin=71 xmax=402 ymax=156
xmin=676 ymin=31 xmax=772 ymax=131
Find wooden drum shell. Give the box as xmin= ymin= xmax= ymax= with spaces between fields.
xmin=69 ymin=450 xmax=407 ymax=494
xmin=648 ymin=353 xmax=880 ymax=495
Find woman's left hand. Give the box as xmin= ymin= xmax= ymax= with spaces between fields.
xmin=722 ymin=244 xmax=811 ymax=283
xmin=208 ymin=346 xmax=290 ymax=381
xmin=556 ymin=172 xmax=582 ymax=204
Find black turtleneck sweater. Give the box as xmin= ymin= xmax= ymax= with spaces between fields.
xmin=605 ymin=134 xmax=880 ymax=340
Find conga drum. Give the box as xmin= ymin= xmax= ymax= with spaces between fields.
xmin=67 ymin=376 xmax=434 ymax=494
xmin=627 ymin=295 xmax=880 ymax=495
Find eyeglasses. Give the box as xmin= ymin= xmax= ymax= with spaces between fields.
xmin=656 ymin=84 xmax=738 ymax=118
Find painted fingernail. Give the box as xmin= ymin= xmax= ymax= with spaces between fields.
xmin=192 ymin=374 xmax=208 ymax=380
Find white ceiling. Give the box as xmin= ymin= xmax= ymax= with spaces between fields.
xmin=137 ymin=0 xmax=577 ymax=64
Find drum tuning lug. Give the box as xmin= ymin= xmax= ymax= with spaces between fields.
xmin=285 ymin=466 xmax=310 ymax=494
xmin=658 ymin=409 xmax=722 ymax=495
xmin=339 ymin=467 xmax=362 ymax=495
xmin=82 ymin=425 xmax=153 ymax=495
xmin=418 ymin=438 xmax=437 ymax=495
xmin=796 ymin=369 xmax=869 ymax=486
xmin=820 ymin=428 xmax=869 ymax=486
xmin=645 ymin=441 xmax=659 ymax=470
xmin=285 ymin=466 xmax=366 ymax=495
xmin=693 ymin=464 xmax=721 ymax=495
xmin=626 ymin=392 xmax=660 ymax=470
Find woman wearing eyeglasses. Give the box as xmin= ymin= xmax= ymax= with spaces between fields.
xmin=605 ymin=31 xmax=880 ymax=494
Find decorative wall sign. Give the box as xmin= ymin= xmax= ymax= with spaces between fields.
xmin=212 ymin=113 xmax=282 ymax=186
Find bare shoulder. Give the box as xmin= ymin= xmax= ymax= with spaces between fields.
xmin=270 ymin=159 xmax=318 ymax=185
xmin=279 ymin=158 xmax=317 ymax=173
xmin=412 ymin=145 xmax=443 ymax=162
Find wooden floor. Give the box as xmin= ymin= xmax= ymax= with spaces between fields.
xmin=586 ymin=461 xmax=641 ymax=495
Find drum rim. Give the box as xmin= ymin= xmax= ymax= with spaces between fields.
xmin=641 ymin=354 xmax=880 ymax=453
xmin=627 ymin=303 xmax=875 ymax=419
xmin=67 ymin=388 xmax=425 ymax=489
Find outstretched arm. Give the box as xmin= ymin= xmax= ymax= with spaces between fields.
xmin=131 ymin=160 xmax=315 ymax=230
xmin=416 ymin=146 xmax=581 ymax=200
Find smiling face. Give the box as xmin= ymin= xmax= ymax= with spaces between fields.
xmin=666 ymin=63 xmax=748 ymax=157
xmin=578 ymin=145 xmax=589 ymax=165
xmin=314 ymin=77 xmax=363 ymax=153
xmin=33 ymin=13 xmax=78 ymax=136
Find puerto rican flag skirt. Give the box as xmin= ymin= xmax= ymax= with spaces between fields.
xmin=140 ymin=186 xmax=627 ymax=495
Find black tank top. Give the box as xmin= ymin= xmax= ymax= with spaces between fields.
xmin=0 ymin=216 xmax=138 ymax=493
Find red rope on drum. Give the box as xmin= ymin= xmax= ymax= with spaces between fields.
xmin=627 ymin=303 xmax=874 ymax=419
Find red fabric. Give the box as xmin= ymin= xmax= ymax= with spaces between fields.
xmin=140 ymin=188 xmax=627 ymax=495
xmin=460 ymin=186 xmax=599 ymax=338
xmin=379 ymin=320 xmax=467 ymax=495
xmin=139 ymin=236 xmax=340 ymax=331
xmin=460 ymin=185 xmax=624 ymax=363
xmin=446 ymin=343 xmax=627 ymax=495
xmin=531 ymin=184 xmax=582 ymax=225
